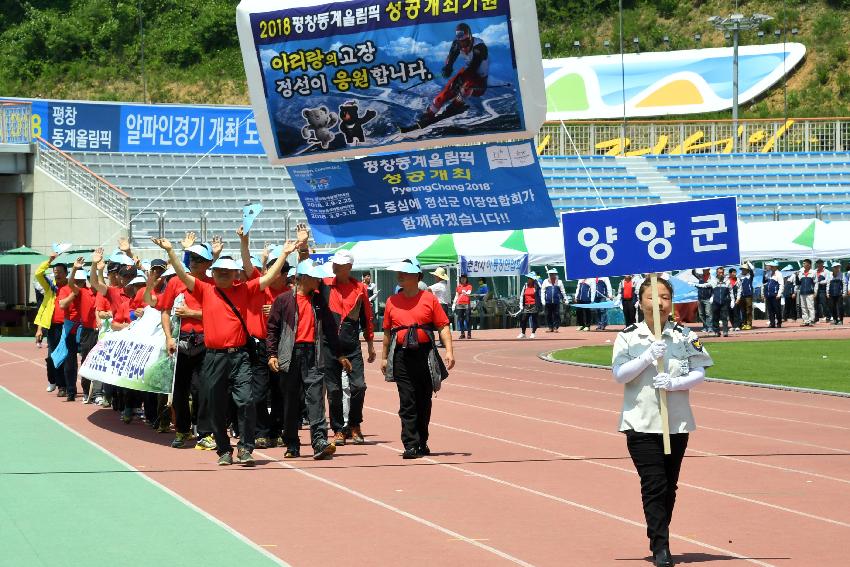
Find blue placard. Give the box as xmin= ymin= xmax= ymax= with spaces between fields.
xmin=562 ymin=197 xmax=740 ymax=280
xmin=248 ymin=0 xmax=525 ymax=161
xmin=288 ymin=140 xmax=557 ymax=243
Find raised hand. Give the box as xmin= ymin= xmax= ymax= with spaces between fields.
xmin=180 ymin=231 xmax=196 ymax=249
xmin=295 ymin=223 xmax=309 ymax=244
xmin=74 ymin=256 xmax=86 ymax=270
xmin=151 ymin=237 xmax=173 ymax=252
xmin=118 ymin=236 xmax=131 ymax=253
xmin=91 ymin=247 xmax=104 ymax=265
xmin=281 ymin=239 xmax=297 ymax=257
xmin=211 ymin=235 xmax=224 ymax=256
xmin=237 ymin=225 xmax=248 ymax=244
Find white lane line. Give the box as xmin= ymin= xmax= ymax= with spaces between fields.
xmin=0 ymin=385 xmax=292 ymax=567
xmin=366 ymin=389 xmax=850 ymax=528
xmin=252 ymin=450 xmax=535 ymax=567
xmin=372 ymin=441 xmax=777 ymax=567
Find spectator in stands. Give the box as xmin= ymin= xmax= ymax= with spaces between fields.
xmin=453 ymin=274 xmax=473 ymax=338
xmin=616 ymin=275 xmax=638 ymax=327
xmin=594 ymin=277 xmax=613 ymax=331
xmin=736 ymin=262 xmax=755 ymax=330
xmin=33 ymin=253 xmax=67 ymax=394
xmin=541 ymin=268 xmax=566 ymax=333
xmin=611 ymin=276 xmax=713 ymax=567
xmin=574 ymin=277 xmax=595 ymax=332
xmin=814 ymin=259 xmax=830 ymax=323
xmin=151 ymin=233 xmax=290 ymax=467
xmin=691 ymin=268 xmax=713 ymax=333
xmin=826 ymin=262 xmax=845 ymax=325
xmin=710 ymin=267 xmax=732 ymax=337
xmin=763 ymin=261 xmax=784 ymax=328
xmin=518 ymin=271 xmax=542 ymax=339
xmin=796 ymin=259 xmax=818 ymax=326
xmin=381 ymin=258 xmax=454 ymax=459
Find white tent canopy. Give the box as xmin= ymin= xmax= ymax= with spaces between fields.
xmin=336 ymin=219 xmax=850 ymax=270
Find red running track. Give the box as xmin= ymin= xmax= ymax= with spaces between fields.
xmin=2 ymin=322 xmax=849 ymax=566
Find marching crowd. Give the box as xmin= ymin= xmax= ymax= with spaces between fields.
xmin=32 ymin=226 xmax=454 ymax=466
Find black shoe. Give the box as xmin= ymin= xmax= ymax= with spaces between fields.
xmin=419 ymin=444 xmax=431 ymax=456
xmin=65 ymin=396 xmax=76 ymax=402
xmin=654 ymin=548 xmax=674 ymax=567
xmin=402 ymin=447 xmax=421 ymax=459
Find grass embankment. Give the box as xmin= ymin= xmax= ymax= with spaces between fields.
xmin=550 ymin=339 xmax=850 ymax=393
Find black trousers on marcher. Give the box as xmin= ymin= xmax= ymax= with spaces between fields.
xmin=281 ymin=343 xmax=327 ymax=451
xmin=392 ymin=347 xmax=434 ymax=451
xmin=325 ymin=344 xmax=366 ymax=433
xmin=829 ymin=296 xmax=844 ymax=322
xmin=711 ymin=304 xmax=729 ymax=334
xmin=78 ymin=327 xmax=99 ymax=397
xmin=520 ymin=311 xmax=538 ymax=334
xmin=816 ymin=290 xmax=828 ymax=320
xmin=766 ymin=296 xmax=782 ymax=327
xmin=45 ymin=322 xmax=64 ymax=387
xmin=625 ymin=430 xmax=689 ymax=555
xmin=575 ymin=303 xmax=592 ymax=327
xmin=622 ymin=300 xmax=637 ymax=327
xmin=199 ymin=349 xmax=255 ymax=455
xmin=172 ymin=346 xmax=206 ymax=435
xmin=544 ymin=303 xmax=560 ymax=331
xmin=62 ymin=327 xmax=79 ymax=398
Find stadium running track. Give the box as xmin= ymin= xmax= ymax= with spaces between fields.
xmin=2 ymin=322 xmax=850 ymax=566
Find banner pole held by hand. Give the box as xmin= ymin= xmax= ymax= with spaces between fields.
xmin=650 ymin=273 xmax=672 ymax=455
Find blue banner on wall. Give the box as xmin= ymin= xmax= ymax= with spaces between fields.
xmin=289 ymin=140 xmax=557 ymax=243
xmin=562 ymin=197 xmax=740 ymax=280
xmin=247 ymin=0 xmax=525 ymax=162
xmin=5 ymin=98 xmax=263 ymax=155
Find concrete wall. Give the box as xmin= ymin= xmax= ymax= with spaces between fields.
xmin=27 ymin=166 xmax=127 ymax=252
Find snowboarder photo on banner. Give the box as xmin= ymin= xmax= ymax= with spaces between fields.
xmin=406 ymin=23 xmax=488 ymax=132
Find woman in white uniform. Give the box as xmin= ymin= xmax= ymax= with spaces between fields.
xmin=611 ymin=277 xmax=713 ymax=567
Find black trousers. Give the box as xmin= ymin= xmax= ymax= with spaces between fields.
xmin=622 ymin=300 xmax=637 ymax=327
xmin=783 ymin=294 xmax=796 ymax=320
xmin=172 ymin=346 xmax=206 ymax=435
xmin=626 ymin=430 xmax=689 ymax=555
xmin=282 ymin=343 xmax=327 ymax=451
xmin=252 ymin=339 xmax=284 ymax=439
xmin=544 ymin=303 xmax=560 ymax=330
xmin=393 ymin=347 xmax=433 ymax=451
xmin=45 ymin=322 xmax=64 ymax=387
xmin=711 ymin=304 xmax=729 ymax=333
xmin=520 ymin=311 xmax=538 ymax=334
xmin=199 ymin=349 xmax=255 ymax=455
xmin=816 ymin=291 xmax=828 ymax=320
xmin=325 ymin=344 xmax=366 ymax=432
xmin=78 ymin=327 xmax=99 ymax=397
xmin=829 ymin=296 xmax=844 ymax=322
xmin=62 ymin=327 xmax=79 ymax=398
xmin=766 ymin=296 xmax=782 ymax=327
xmin=575 ymin=304 xmax=592 ymax=327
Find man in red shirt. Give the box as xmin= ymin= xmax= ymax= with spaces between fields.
xmin=238 ymin=232 xmax=295 ymax=450
xmin=66 ymin=258 xmax=100 ymax=403
xmin=152 ymin=232 xmax=291 ymax=467
xmin=319 ymin=250 xmax=376 ymax=446
xmin=56 ymin=262 xmax=85 ymax=401
xmin=267 ymin=259 xmax=352 ymax=460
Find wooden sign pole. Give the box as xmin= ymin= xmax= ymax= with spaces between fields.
xmin=650 ymin=273 xmax=671 ymax=455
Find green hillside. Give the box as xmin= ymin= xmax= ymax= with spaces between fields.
xmin=1 ymin=0 xmax=849 ymax=117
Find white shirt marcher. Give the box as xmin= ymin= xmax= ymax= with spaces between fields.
xmin=429 ymin=280 xmax=451 ymax=305
xmin=612 ymin=321 xmax=713 ymax=433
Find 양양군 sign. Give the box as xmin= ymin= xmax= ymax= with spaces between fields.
xmin=561 ymin=197 xmax=740 ymax=280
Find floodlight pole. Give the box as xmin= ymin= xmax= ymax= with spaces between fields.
xmin=732 ymin=27 xmax=739 ymax=152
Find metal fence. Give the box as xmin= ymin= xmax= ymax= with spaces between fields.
xmin=535 ymin=118 xmax=850 ymax=156
xmin=0 ymin=102 xmax=31 ymax=144
xmin=35 ymin=138 xmax=129 ymax=226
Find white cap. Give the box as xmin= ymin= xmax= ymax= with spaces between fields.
xmin=127 ymin=275 xmax=147 ymax=286
xmin=330 ymin=250 xmax=354 ymax=265
xmin=73 ymin=269 xmax=89 ymax=281
xmin=161 ymin=266 xmax=176 ymax=277
xmin=210 ymin=257 xmax=241 ymax=271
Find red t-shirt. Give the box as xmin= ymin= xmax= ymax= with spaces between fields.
xmin=383 ymin=290 xmax=450 ymax=344
xmin=295 ymin=291 xmax=316 ymax=343
xmin=456 ymin=283 xmax=473 ymax=305
xmin=95 ymin=293 xmax=111 ymax=314
xmin=242 ymin=268 xmax=284 ymax=340
xmin=52 ymin=284 xmax=67 ymax=324
xmin=324 ymin=276 xmax=374 ymax=341
xmin=191 ymin=278 xmax=261 ymax=349
xmin=523 ymin=285 xmax=537 ymax=306
xmin=57 ymin=285 xmax=80 ymax=323
xmin=107 ymin=286 xmax=133 ymax=324
xmin=156 ymin=275 xmax=205 ymax=334
xmin=622 ymin=280 xmax=634 ymax=300
xmin=77 ymin=287 xmax=98 ymax=329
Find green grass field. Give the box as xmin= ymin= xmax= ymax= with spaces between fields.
xmin=550 ymin=339 xmax=850 ymax=394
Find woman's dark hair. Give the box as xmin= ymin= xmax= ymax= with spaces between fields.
xmin=638 ymin=276 xmax=674 ymax=301
xmin=459 ymin=274 xmax=468 ymax=281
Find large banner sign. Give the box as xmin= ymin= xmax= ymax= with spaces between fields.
xmin=288 ymin=140 xmax=557 ymax=243
xmin=80 ymin=308 xmax=175 ymax=394
xmin=236 ymin=0 xmax=546 ymax=165
xmin=459 ymin=253 xmax=528 ymax=278
xmin=562 ymin=197 xmax=740 ymax=280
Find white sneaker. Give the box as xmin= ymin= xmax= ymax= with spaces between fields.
xmin=46 ymin=384 xmax=56 ymax=393
xmin=516 ymin=333 xmax=526 ymax=339
xmin=530 ymin=333 xmax=536 ymax=339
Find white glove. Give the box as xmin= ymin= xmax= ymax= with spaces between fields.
xmin=653 ymin=373 xmax=675 ymax=390
xmin=642 ymin=340 xmax=667 ymax=363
